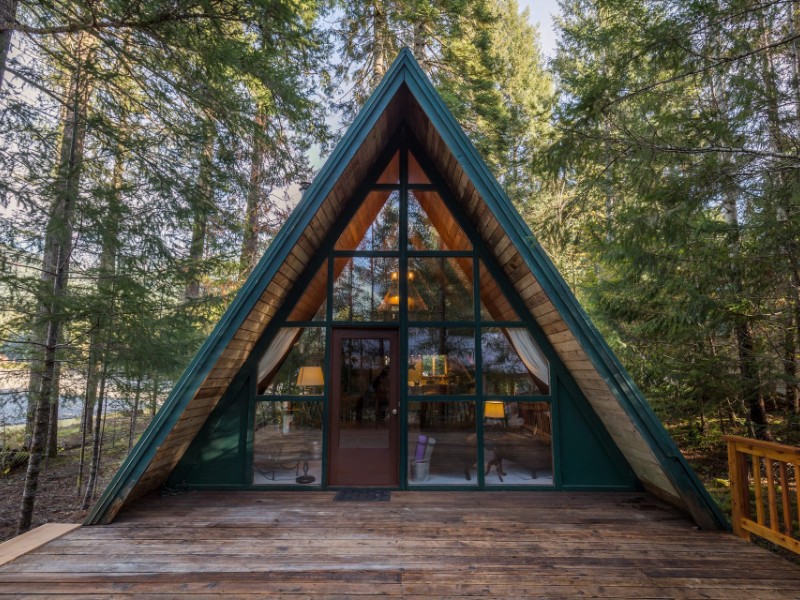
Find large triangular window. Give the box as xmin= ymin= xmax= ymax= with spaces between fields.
xmin=257 ymin=141 xmax=553 ymax=488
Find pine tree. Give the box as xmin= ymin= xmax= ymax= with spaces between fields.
xmin=551 ymin=0 xmax=800 ymax=441
xmin=4 ymin=0 xmax=331 ymax=532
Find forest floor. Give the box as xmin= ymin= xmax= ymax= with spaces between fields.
xmin=0 ymin=412 xmax=152 ymax=542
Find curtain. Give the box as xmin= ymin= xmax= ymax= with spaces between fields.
xmin=257 ymin=327 xmax=301 ymax=386
xmin=506 ymin=328 xmax=549 ymax=389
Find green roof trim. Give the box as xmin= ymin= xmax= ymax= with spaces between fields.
xmin=88 ymin=48 xmax=728 ymax=530
xmin=397 ymin=49 xmax=727 ymax=530
xmin=85 ymin=54 xmax=409 ymax=525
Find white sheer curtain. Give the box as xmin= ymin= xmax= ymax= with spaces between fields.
xmin=257 ymin=328 xmax=301 ymax=386
xmin=506 ymin=328 xmax=549 ymax=388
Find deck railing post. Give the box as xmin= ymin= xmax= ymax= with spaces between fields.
xmin=725 ymin=434 xmax=800 ymax=554
xmin=726 ymin=437 xmax=751 ymax=541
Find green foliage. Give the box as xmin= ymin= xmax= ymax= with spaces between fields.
xmin=548 ymin=0 xmax=800 ymax=442
xmin=0 ymin=1 xmax=331 ymax=435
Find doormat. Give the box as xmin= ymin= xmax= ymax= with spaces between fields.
xmin=333 ymin=489 xmax=391 ymax=502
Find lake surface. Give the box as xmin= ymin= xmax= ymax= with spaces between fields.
xmin=0 ymin=392 xmax=131 ymax=426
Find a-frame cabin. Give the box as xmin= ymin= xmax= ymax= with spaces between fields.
xmin=87 ymin=50 xmax=727 ymax=531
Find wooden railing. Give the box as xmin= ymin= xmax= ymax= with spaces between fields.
xmin=726 ymin=435 xmax=800 ymax=554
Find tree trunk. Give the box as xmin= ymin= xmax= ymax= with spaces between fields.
xmin=128 ymin=375 xmax=142 ymax=454
xmin=241 ymin=109 xmax=266 ymax=274
xmin=789 ymin=4 xmax=800 ymax=417
xmin=759 ymin=8 xmax=800 ymax=418
xmin=372 ymin=0 xmax=387 ymax=87
xmin=790 ymin=269 xmax=800 ymax=416
xmin=721 ymin=188 xmax=770 ymax=439
xmin=705 ymin=18 xmax=771 ymax=441
xmin=412 ymin=17 xmax=429 ymax=68
xmin=76 ymin=346 xmax=96 ymax=494
xmin=81 ymin=361 xmax=107 ymax=509
xmin=150 ymin=375 xmax=159 ymax=416
xmin=25 ymin=208 xmax=61 ymax=446
xmin=0 ymin=0 xmax=17 ymax=88
xmin=17 ymin=32 xmax=93 ymax=534
xmin=44 ymin=361 xmax=62 ymax=460
xmin=185 ymin=123 xmax=214 ymax=299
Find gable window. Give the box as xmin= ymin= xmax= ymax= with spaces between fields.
xmin=253 ymin=143 xmax=553 ymax=489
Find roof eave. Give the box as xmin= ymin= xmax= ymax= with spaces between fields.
xmin=400 ymin=55 xmax=728 ymax=531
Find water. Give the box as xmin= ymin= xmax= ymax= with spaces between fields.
xmin=0 ymin=392 xmax=130 ymax=426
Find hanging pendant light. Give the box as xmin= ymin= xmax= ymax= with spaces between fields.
xmin=378 ymin=270 xmax=428 ymax=312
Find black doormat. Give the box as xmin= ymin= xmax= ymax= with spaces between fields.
xmin=333 ymin=489 xmax=391 ymax=502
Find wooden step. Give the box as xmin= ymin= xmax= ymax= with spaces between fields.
xmin=0 ymin=523 xmax=81 ymax=567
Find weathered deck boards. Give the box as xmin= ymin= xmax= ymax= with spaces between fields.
xmin=1 ymin=491 xmax=798 ymax=598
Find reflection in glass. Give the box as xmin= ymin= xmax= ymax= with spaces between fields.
xmin=377 ymin=151 xmax=400 ymax=184
xmin=288 ymin=260 xmax=327 ymax=321
xmin=408 ymin=191 xmax=471 ymax=251
xmin=478 ymin=260 xmax=519 ymax=322
xmin=336 ymin=190 xmax=399 ymax=251
xmin=481 ymin=328 xmax=549 ymax=395
xmin=408 ymin=151 xmax=430 ymax=184
xmin=408 ymin=328 xmax=476 ymax=395
xmin=333 ymin=257 xmax=399 ymax=321
xmin=483 ymin=401 xmax=553 ymax=485
xmin=258 ymin=327 xmax=326 ymax=394
xmin=409 ymin=257 xmax=474 ymax=321
xmin=253 ymin=401 xmax=323 ymax=486
xmin=408 ymin=401 xmax=477 ymax=486
xmin=337 ymin=337 xmax=392 ymax=449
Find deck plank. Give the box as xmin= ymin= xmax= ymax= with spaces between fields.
xmin=0 ymin=524 xmax=81 ymax=567
xmin=0 ymin=491 xmax=798 ymax=598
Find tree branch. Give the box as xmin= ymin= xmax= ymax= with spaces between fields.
xmin=604 ymin=32 xmax=800 ymax=110
xmin=0 ymin=10 xmax=246 ymax=35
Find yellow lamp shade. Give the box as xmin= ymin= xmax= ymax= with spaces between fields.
xmin=484 ymin=401 xmax=505 ymax=419
xmin=297 ymin=366 xmax=324 ymax=387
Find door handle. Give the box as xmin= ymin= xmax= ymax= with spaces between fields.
xmin=391 ymin=408 xmax=398 ymax=415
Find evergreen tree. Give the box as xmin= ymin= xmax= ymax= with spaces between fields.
xmin=551 ymin=0 xmax=800 ymax=441
xmin=2 ymin=0 xmax=330 ymax=533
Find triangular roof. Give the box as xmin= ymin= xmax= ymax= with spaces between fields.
xmin=88 ymin=49 xmax=727 ymax=530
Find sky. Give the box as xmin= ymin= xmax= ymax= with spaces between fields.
xmin=519 ymin=0 xmax=561 ymax=58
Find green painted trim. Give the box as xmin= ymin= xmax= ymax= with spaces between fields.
xmin=86 ymin=54 xmax=412 ymax=525
xmin=399 ymin=142 xmax=410 ymax=489
xmin=398 ymin=50 xmax=726 ymax=530
xmin=245 ymin=374 xmax=256 ymax=485
xmin=254 ymin=396 xmax=325 ymax=402
xmin=93 ymin=49 xmax=725 ymax=531
xmin=332 ymin=250 xmax=400 ymax=257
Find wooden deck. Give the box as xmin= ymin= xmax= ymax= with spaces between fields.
xmin=1 ymin=491 xmax=798 ymax=598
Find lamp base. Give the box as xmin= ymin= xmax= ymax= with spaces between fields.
xmin=296 ymin=459 xmax=315 ymax=484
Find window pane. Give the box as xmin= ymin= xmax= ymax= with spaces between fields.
xmin=409 ymin=257 xmax=474 ymax=321
xmin=408 ymin=328 xmax=475 ymax=395
xmin=408 ymin=151 xmax=430 ymax=184
xmin=258 ymin=327 xmax=326 ymax=395
xmin=483 ymin=401 xmax=553 ymax=486
xmin=336 ymin=190 xmax=399 ymax=251
xmin=376 ymin=150 xmax=399 ymax=184
xmin=333 ymin=257 xmax=399 ymax=321
xmin=337 ymin=337 xmax=392 ymax=449
xmin=408 ymin=401 xmax=477 ymax=486
xmin=253 ymin=401 xmax=323 ymax=486
xmin=408 ymin=191 xmax=471 ymax=251
xmin=288 ymin=260 xmax=327 ymax=321
xmin=478 ymin=260 xmax=519 ymax=322
xmin=481 ymin=327 xmax=549 ymax=395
